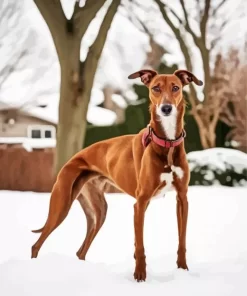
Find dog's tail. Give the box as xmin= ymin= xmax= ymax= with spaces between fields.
xmin=31 ymin=153 xmax=90 ymax=236
xmin=32 ymin=227 xmax=44 ymax=233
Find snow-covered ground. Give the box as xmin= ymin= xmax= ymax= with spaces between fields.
xmin=0 ymin=186 xmax=247 ymax=295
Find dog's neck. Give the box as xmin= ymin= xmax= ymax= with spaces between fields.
xmin=149 ymin=100 xmax=185 ymax=140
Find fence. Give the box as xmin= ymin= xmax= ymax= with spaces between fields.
xmin=0 ymin=145 xmax=55 ymax=192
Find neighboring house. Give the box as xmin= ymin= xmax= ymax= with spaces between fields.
xmin=0 ymin=106 xmax=56 ymax=140
xmin=0 ymin=104 xmax=57 ymax=192
xmin=0 ymin=97 xmax=116 ymax=192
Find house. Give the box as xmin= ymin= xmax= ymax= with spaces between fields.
xmin=0 ymin=101 xmax=57 ymax=192
xmin=0 ymin=98 xmax=57 ymax=146
xmin=0 ymin=92 xmax=118 ymax=192
xmin=0 ymin=88 xmax=120 ymax=144
xmin=0 ymin=108 xmax=55 ymax=140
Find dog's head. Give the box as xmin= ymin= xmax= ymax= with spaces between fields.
xmin=128 ymin=69 xmax=203 ymax=117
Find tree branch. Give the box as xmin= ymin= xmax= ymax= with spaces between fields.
xmin=154 ymin=0 xmax=199 ymax=109
xmin=179 ymin=0 xmax=211 ymax=105
xmin=0 ymin=50 xmax=28 ymax=89
xmin=87 ymin=0 xmax=120 ymax=62
xmin=195 ymin=0 xmax=204 ymax=21
xmin=200 ymin=0 xmax=211 ymax=42
xmin=74 ymin=0 xmax=107 ymax=39
xmin=210 ymin=19 xmax=228 ymax=50
xmin=127 ymin=12 xmax=151 ymax=36
xmin=166 ymin=6 xmax=183 ymax=25
xmin=154 ymin=0 xmax=192 ymax=69
xmin=33 ymin=0 xmax=66 ymax=58
xmin=179 ymin=0 xmax=200 ymax=46
xmin=211 ymin=0 xmax=227 ymax=17
xmin=81 ymin=0 xmax=121 ymax=106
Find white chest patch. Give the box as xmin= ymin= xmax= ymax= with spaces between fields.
xmin=156 ymin=105 xmax=177 ymax=139
xmin=171 ymin=165 xmax=184 ymax=179
xmin=152 ymin=166 xmax=184 ymax=200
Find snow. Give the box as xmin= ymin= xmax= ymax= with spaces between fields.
xmin=87 ymin=106 xmax=117 ymax=126
xmin=0 ymin=186 xmax=247 ymax=295
xmin=0 ymin=137 xmax=56 ymax=150
xmin=112 ymin=94 xmax=128 ymax=108
xmin=21 ymin=94 xmax=59 ymax=125
xmin=124 ymin=89 xmax=138 ymax=101
xmin=187 ymin=148 xmax=247 ymax=174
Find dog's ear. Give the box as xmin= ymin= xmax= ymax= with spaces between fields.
xmin=128 ymin=69 xmax=158 ymax=86
xmin=174 ymin=70 xmax=203 ymax=86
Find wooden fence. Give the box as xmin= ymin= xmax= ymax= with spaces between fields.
xmin=0 ymin=145 xmax=55 ymax=192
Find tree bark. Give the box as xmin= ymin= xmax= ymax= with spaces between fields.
xmin=55 ymin=41 xmax=82 ymax=173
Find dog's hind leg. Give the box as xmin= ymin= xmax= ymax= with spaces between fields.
xmin=76 ymin=182 xmax=108 ymax=260
xmin=31 ymin=183 xmax=75 ymax=258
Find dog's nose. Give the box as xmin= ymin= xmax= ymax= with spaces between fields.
xmin=161 ymin=104 xmax=172 ymax=116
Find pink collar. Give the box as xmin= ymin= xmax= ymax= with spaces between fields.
xmin=142 ymin=125 xmax=186 ymax=148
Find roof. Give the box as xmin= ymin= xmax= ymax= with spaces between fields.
xmin=0 ymin=89 xmax=118 ymax=126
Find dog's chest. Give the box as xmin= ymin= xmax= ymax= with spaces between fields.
xmin=152 ymin=165 xmax=184 ymax=199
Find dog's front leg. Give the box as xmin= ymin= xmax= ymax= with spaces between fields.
xmin=176 ymin=189 xmax=189 ymax=270
xmin=133 ymin=151 xmax=161 ymax=282
xmin=133 ymin=199 xmax=149 ymax=282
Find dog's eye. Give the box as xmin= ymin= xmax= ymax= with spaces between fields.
xmin=172 ymin=86 xmax=179 ymax=92
xmin=152 ymin=86 xmax=161 ymax=92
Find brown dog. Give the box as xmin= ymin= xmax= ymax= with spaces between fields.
xmin=31 ymin=69 xmax=203 ymax=282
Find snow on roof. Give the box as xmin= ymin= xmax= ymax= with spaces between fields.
xmin=187 ymin=148 xmax=247 ymax=174
xmin=21 ymin=88 xmax=116 ymax=126
xmin=21 ymin=94 xmax=59 ymax=125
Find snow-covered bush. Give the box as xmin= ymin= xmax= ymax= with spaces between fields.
xmin=187 ymin=148 xmax=247 ymax=187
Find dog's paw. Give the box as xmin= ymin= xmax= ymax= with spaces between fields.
xmin=31 ymin=245 xmax=38 ymax=259
xmin=177 ymin=260 xmax=189 ymax=270
xmin=134 ymin=269 xmax=146 ymax=282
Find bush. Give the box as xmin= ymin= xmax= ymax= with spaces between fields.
xmin=188 ymin=148 xmax=247 ymax=187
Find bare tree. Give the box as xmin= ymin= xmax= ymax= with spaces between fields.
xmin=138 ymin=0 xmax=243 ymax=149
xmin=0 ymin=50 xmax=28 ymax=91
xmin=126 ymin=9 xmax=167 ymax=70
xmin=215 ymin=48 xmax=247 ymax=152
xmin=100 ymin=9 xmax=167 ymax=124
xmin=0 ymin=0 xmax=61 ymax=116
xmin=0 ymin=0 xmax=29 ymax=92
xmin=33 ymin=0 xmax=121 ymax=173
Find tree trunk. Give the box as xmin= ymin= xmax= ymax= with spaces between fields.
xmin=55 ymin=40 xmax=86 ymax=173
xmin=193 ymin=112 xmax=216 ymax=149
xmin=103 ymin=86 xmax=125 ymax=124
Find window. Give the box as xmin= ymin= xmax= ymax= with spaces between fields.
xmin=31 ymin=129 xmax=41 ymax=138
xmin=27 ymin=125 xmax=56 ymax=139
xmin=44 ymin=130 xmax=52 ymax=138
